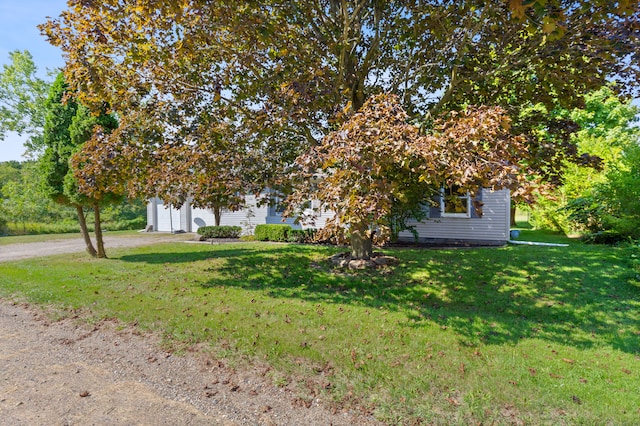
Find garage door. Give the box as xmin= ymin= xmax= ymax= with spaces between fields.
xmin=156 ymin=203 xmax=181 ymax=232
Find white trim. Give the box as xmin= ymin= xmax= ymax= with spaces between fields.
xmin=508 ymin=240 xmax=569 ymax=247
xmin=440 ymin=186 xmax=471 ymax=218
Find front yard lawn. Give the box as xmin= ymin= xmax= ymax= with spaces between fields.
xmin=1 ymin=232 xmax=638 ymax=424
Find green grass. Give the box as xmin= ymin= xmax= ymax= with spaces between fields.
xmin=0 ymin=233 xmax=638 ymax=425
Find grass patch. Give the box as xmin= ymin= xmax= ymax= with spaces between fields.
xmin=0 ymin=233 xmax=638 ymax=424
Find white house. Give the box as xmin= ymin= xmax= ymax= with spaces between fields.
xmin=147 ymin=188 xmax=511 ymax=245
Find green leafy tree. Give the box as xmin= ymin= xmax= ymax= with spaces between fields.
xmin=1 ymin=160 xmax=75 ymax=234
xmin=0 ymin=161 xmax=22 ymax=188
xmin=530 ymin=87 xmax=640 ymax=239
xmin=598 ymin=142 xmax=640 ymax=239
xmin=0 ymin=161 xmax=22 ymax=232
xmin=0 ymin=50 xmax=53 ymax=156
xmin=1 ymin=159 xmax=142 ymax=236
xmin=1 ymin=162 xmax=55 ymax=231
xmin=564 ymin=89 xmax=640 ymax=241
xmin=40 ymin=73 xmax=119 ymax=257
xmin=564 ymin=87 xmax=639 ymax=199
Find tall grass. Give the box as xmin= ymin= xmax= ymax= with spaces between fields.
xmin=0 ymin=229 xmax=143 ymax=245
xmin=3 ymin=218 xmax=145 ymax=236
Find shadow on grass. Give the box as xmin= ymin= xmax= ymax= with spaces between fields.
xmin=119 ymin=242 xmax=640 ymax=354
xmin=118 ymin=246 xmax=253 ymax=264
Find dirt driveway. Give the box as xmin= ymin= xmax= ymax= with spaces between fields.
xmin=0 ymin=235 xmax=381 ymax=425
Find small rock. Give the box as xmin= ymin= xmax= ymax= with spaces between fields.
xmin=372 ymin=256 xmax=396 ymax=266
xmin=348 ymin=260 xmax=375 ymax=269
xmin=331 ymin=252 xmax=398 ymax=269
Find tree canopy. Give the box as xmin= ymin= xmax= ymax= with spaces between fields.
xmin=42 ymin=1 xmax=639 ymax=114
xmin=532 ymin=86 xmax=640 ymax=240
xmin=41 ymin=1 xmax=639 ymax=178
xmin=40 ymin=73 xmax=120 ymax=257
xmin=40 ymin=1 xmax=640 ymax=255
xmin=287 ymin=94 xmax=529 ymax=258
xmin=0 ymin=50 xmax=53 ymax=156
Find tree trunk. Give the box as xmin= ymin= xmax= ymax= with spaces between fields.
xmin=350 ymin=223 xmax=373 ymax=260
xmin=510 ymin=204 xmax=517 ymax=227
xmin=213 ymin=205 xmax=221 ymax=227
xmin=93 ymin=203 xmax=107 ymax=258
xmin=76 ymin=204 xmax=97 ymax=257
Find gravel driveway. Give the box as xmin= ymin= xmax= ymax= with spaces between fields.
xmin=0 ymin=235 xmax=382 ymax=425
xmin=0 ymin=233 xmax=192 ymax=263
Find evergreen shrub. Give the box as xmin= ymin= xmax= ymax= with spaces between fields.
xmin=287 ymin=228 xmax=317 ymax=243
xmin=197 ymin=225 xmax=242 ymax=239
xmin=254 ymin=224 xmax=291 ymax=242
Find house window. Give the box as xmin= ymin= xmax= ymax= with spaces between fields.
xmin=269 ymin=196 xmax=287 ymax=216
xmin=301 ymin=199 xmax=321 ymax=211
xmin=441 ymin=185 xmax=471 ymax=218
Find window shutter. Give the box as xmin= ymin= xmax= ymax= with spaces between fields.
xmin=268 ymin=196 xmax=279 ymax=217
xmin=471 ymin=189 xmax=484 ymax=219
xmin=429 ymin=194 xmax=441 ymax=218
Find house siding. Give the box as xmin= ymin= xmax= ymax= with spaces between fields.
xmin=397 ymin=188 xmax=510 ymax=244
xmin=148 ymin=188 xmax=510 ymax=243
xmin=147 ymin=198 xmax=158 ymax=231
xmin=303 ymin=207 xmax=333 ymax=230
xmin=189 ymin=195 xmax=268 ymax=234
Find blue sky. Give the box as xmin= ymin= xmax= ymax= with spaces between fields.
xmin=0 ymin=0 xmax=67 ymax=162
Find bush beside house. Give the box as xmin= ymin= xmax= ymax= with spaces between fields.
xmin=252 ymin=224 xmax=318 ymax=243
xmin=197 ymin=225 xmax=242 ymax=239
xmin=287 ymin=228 xmax=317 ymax=243
xmin=254 ymin=224 xmax=291 ymax=242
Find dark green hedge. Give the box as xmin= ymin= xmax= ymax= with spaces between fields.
xmin=253 ymin=224 xmax=317 ymax=243
xmin=254 ymin=224 xmax=290 ymax=241
xmin=287 ymin=228 xmax=317 ymax=243
xmin=197 ymin=225 xmax=242 ymax=239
